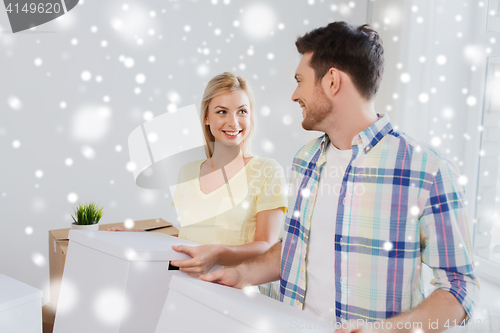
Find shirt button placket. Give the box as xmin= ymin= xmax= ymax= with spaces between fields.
xmin=340 ymin=237 xmax=343 ymax=284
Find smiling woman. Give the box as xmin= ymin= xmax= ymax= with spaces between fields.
xmin=170 ymin=72 xmax=287 ymax=298
xmin=200 ymin=72 xmax=255 ymax=159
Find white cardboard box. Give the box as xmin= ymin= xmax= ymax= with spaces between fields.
xmin=0 ymin=274 xmax=43 ymax=333
xmin=156 ymin=275 xmax=332 ymax=333
xmin=53 ymin=230 xmax=221 ymax=333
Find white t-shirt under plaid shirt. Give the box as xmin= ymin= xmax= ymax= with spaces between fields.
xmin=303 ymin=142 xmax=352 ymax=320
xmin=279 ymin=113 xmax=479 ymax=323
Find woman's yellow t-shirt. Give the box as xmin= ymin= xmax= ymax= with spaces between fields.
xmin=172 ymin=156 xmax=288 ymax=246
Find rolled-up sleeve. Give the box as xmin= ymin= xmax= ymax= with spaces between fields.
xmin=256 ymin=160 xmax=288 ymax=214
xmin=419 ymin=158 xmax=480 ymax=321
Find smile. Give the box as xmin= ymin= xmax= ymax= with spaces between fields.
xmin=222 ymin=130 xmax=242 ymax=138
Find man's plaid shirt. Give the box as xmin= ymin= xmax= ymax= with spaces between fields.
xmin=279 ymin=114 xmax=479 ymax=323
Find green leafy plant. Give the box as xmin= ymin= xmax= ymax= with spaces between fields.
xmin=71 ymin=202 xmax=103 ymax=225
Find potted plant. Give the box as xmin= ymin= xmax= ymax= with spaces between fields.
xmin=71 ymin=202 xmax=103 ymax=230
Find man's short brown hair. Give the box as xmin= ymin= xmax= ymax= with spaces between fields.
xmin=296 ymin=21 xmax=384 ymax=100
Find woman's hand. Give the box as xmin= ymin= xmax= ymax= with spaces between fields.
xmin=170 ymin=245 xmax=223 ymax=277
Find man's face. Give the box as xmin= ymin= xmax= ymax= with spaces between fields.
xmin=292 ymin=52 xmax=333 ymax=131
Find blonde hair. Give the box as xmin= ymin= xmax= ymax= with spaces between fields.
xmin=201 ymin=72 xmax=255 ymax=158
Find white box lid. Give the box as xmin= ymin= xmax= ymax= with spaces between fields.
xmin=166 ymin=275 xmax=332 ymax=333
xmin=0 ymin=274 xmax=42 ymax=313
xmin=68 ymin=230 xmax=198 ymax=262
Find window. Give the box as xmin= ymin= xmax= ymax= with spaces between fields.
xmin=475 ymin=56 xmax=500 ymax=265
xmin=473 ymin=1 xmax=500 ymax=280
xmin=487 ymin=0 xmax=500 ymax=33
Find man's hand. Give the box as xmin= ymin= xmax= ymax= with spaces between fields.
xmin=199 ymin=266 xmax=247 ymax=289
xmin=200 ymin=242 xmax=281 ymax=289
xmin=170 ymin=245 xmax=222 ymax=277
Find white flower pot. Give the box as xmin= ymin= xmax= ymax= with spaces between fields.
xmin=71 ymin=223 xmax=99 ymax=231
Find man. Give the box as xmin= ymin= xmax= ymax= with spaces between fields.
xmin=201 ymin=21 xmax=479 ymax=333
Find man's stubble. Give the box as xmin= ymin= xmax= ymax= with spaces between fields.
xmin=301 ymin=84 xmax=333 ymax=132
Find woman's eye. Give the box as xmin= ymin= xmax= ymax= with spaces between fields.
xmin=216 ymin=110 xmax=226 ymax=114
xmin=239 ymin=109 xmax=248 ymax=114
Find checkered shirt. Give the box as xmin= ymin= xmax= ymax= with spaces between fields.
xmin=279 ymin=114 xmax=479 ymax=323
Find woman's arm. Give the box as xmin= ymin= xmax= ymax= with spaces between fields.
xmin=170 ymin=208 xmax=285 ymax=276
xmin=214 ymin=207 xmax=285 ymax=265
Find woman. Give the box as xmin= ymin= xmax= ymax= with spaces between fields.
xmin=108 ymin=72 xmax=286 ymax=297
xmin=169 ymin=72 xmax=287 ymax=288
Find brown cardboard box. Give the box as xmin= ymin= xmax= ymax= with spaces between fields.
xmin=48 ymin=218 xmax=178 ymax=316
xmin=42 ymin=304 xmax=54 ymax=333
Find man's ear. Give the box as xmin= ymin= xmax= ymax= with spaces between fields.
xmin=323 ymin=68 xmax=341 ymax=97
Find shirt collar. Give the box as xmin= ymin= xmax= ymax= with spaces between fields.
xmin=319 ymin=113 xmax=393 ymax=157
xmin=355 ymin=113 xmax=393 ymax=153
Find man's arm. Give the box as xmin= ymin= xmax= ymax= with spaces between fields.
xmin=386 ymin=289 xmax=465 ymax=332
xmin=337 ymin=158 xmax=478 ymax=333
xmin=335 ymin=289 xmax=465 ymax=333
xmin=199 ymin=241 xmax=281 ymax=289
xmin=170 ymin=209 xmax=284 ymax=276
